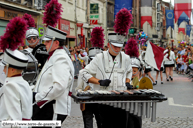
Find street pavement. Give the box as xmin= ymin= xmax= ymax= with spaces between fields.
xmin=62 ymin=70 xmax=193 ymax=128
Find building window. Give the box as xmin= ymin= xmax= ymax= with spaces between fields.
xmin=35 ymin=0 xmax=43 ymax=10
xmin=165 ymin=7 xmax=169 ymax=10
xmin=157 ymin=23 xmax=160 ymax=31
xmin=157 ymin=3 xmax=161 ymax=12
xmin=157 ymin=13 xmax=160 ymax=21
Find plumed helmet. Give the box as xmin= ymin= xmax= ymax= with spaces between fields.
xmin=131 ymin=57 xmax=141 ymax=69
xmin=88 ymin=47 xmax=103 ymax=59
xmin=26 ymin=27 xmax=39 ymax=38
xmin=0 ymin=16 xmax=29 ymax=69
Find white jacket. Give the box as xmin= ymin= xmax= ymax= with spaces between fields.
xmin=75 ymin=70 xmax=93 ymax=94
xmin=24 ymin=47 xmax=33 ymax=53
xmin=0 ymin=76 xmax=32 ymax=123
xmin=0 ymin=55 xmax=5 ymax=85
xmin=139 ymin=51 xmax=151 ymax=69
xmin=164 ymin=50 xmax=175 ymax=65
xmin=80 ymin=51 xmax=132 ymax=91
xmin=34 ymin=49 xmax=74 ymax=115
xmin=78 ymin=54 xmax=89 ymax=65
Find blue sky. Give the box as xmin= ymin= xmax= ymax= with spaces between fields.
xmin=162 ymin=0 xmax=193 ymax=24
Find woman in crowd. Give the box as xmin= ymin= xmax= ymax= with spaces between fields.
xmin=164 ymin=46 xmax=175 ymax=81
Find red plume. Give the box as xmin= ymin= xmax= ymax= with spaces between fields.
xmin=125 ymin=37 xmax=139 ymax=57
xmin=43 ymin=0 xmax=63 ymax=27
xmin=22 ymin=13 xmax=35 ymax=28
xmin=0 ymin=17 xmax=28 ymax=51
xmin=90 ymin=27 xmax=105 ymax=48
xmin=114 ymin=8 xmax=133 ymax=35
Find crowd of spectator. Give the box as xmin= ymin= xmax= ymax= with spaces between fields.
xmin=172 ymin=44 xmax=193 ymax=82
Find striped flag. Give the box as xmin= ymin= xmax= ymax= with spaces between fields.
xmin=145 ymin=41 xmax=165 ymax=70
xmin=178 ymin=28 xmax=186 ymax=35
xmin=141 ymin=0 xmax=152 ymax=28
xmin=174 ymin=0 xmax=192 ymax=23
xmin=178 ymin=12 xmax=189 ymax=26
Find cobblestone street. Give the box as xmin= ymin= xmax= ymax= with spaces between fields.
xmin=62 ymin=116 xmax=193 ymax=128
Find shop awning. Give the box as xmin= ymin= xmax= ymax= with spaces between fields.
xmin=0 ymin=1 xmax=42 ymax=15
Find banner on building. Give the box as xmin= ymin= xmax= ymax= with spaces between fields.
xmin=141 ymin=0 xmax=152 ymax=28
xmin=58 ymin=19 xmax=70 ymax=35
xmin=186 ymin=25 xmax=191 ymax=37
xmin=165 ymin=10 xmax=174 ymax=30
xmin=178 ymin=28 xmax=185 ymax=35
xmin=178 ymin=12 xmax=189 ymax=26
xmin=90 ymin=3 xmax=99 ymax=14
xmin=90 ymin=3 xmax=99 ymax=25
xmin=114 ymin=0 xmax=133 ymax=18
xmin=174 ymin=0 xmax=192 ymax=23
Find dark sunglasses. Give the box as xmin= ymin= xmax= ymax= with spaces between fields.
xmin=27 ymin=36 xmax=37 ymax=40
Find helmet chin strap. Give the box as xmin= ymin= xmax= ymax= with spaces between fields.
xmin=47 ymin=37 xmax=55 ymax=53
xmin=132 ymin=70 xmax=139 ymax=76
xmin=109 ymin=43 xmax=123 ymax=54
xmin=5 ymin=63 xmax=9 ymax=78
xmin=26 ymin=38 xmax=39 ymax=46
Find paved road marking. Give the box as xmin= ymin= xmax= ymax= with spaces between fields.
xmin=168 ymin=97 xmax=193 ymax=108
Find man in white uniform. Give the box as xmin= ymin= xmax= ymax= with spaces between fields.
xmin=76 ymin=36 xmax=104 ymax=128
xmin=79 ymin=32 xmax=132 ymax=128
xmin=33 ymin=25 xmax=74 ymax=124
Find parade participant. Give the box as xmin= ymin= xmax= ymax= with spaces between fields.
xmin=33 ymin=25 xmax=74 ymax=124
xmin=75 ymin=26 xmax=105 ymax=128
xmin=154 ymin=60 xmax=164 ymax=84
xmin=22 ymin=13 xmax=40 ymax=52
xmin=80 ymin=8 xmax=133 ymax=128
xmin=154 ymin=45 xmax=166 ymax=85
xmin=25 ymin=27 xmax=40 ymax=52
xmin=139 ymin=47 xmax=156 ymax=85
xmin=23 ymin=13 xmax=48 ymax=70
xmin=33 ymin=0 xmax=74 ymax=124
xmin=125 ymin=38 xmax=140 ymax=80
xmin=78 ymin=49 xmax=89 ymax=66
xmin=125 ymin=37 xmax=142 ymax=128
xmin=0 ymin=17 xmax=32 ymax=124
xmin=164 ymin=46 xmax=175 ymax=81
xmin=77 ymin=49 xmax=85 ymax=68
